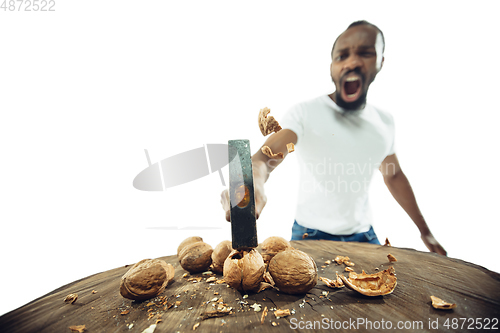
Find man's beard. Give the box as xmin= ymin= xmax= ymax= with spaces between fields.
xmin=334 ymin=89 xmax=367 ymax=111
xmin=332 ymin=69 xmax=369 ymax=111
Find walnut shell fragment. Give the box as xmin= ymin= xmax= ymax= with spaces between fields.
xmin=177 ymin=236 xmax=203 ymax=257
xmin=120 ymin=259 xmax=174 ymax=301
xmin=339 ymin=267 xmax=397 ymax=296
xmin=179 ymin=241 xmax=213 ymax=273
xmin=223 ymin=249 xmax=265 ymax=293
xmin=286 ymin=143 xmax=295 ymax=153
xmin=258 ymin=107 xmax=282 ymax=136
xmin=68 ymin=325 xmax=86 ymax=333
xmin=274 ymin=309 xmax=291 ymax=317
xmin=387 ymin=253 xmax=397 ymax=262
xmin=260 ymin=236 xmax=292 ymax=264
xmin=430 ymin=295 xmax=457 ymax=310
xmin=319 ymin=273 xmax=344 ymax=288
xmin=334 ymin=255 xmax=350 ymax=265
xmin=261 ymin=146 xmax=284 ymax=159
xmin=64 ymin=294 xmax=78 ymax=304
xmin=211 ymin=240 xmax=233 ymax=274
xmin=268 ymin=248 xmax=317 ymax=294
xmin=384 ymin=238 xmax=392 ymax=246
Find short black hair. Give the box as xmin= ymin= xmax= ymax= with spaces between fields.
xmin=331 ymin=20 xmax=385 ymax=56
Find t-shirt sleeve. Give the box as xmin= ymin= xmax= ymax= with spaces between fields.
xmin=280 ymin=103 xmax=305 ymax=145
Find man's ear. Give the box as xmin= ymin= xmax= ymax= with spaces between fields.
xmin=377 ymin=56 xmax=385 ymax=72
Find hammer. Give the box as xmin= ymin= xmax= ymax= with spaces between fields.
xmin=228 ymin=139 xmax=258 ymax=250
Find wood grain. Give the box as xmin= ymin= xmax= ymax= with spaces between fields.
xmin=1 ymin=240 xmax=498 ymax=332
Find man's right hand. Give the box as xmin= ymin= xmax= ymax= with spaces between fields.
xmin=221 ymin=129 xmax=297 ymax=222
xmin=220 ymin=179 xmax=268 ymax=222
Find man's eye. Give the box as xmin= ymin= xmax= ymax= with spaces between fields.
xmin=335 ymin=54 xmax=347 ymax=61
xmin=360 ymin=52 xmax=376 ymax=57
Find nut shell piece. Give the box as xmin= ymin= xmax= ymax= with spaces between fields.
xmin=430 ymin=295 xmax=457 ymax=310
xmin=268 ymin=248 xmax=317 ymax=294
xmin=179 ymin=242 xmax=213 ymax=273
xmin=260 ymin=236 xmax=292 ymax=264
xmin=177 ymin=236 xmax=203 ymax=257
xmin=258 ymin=107 xmax=282 ymax=136
xmin=120 ymin=259 xmax=174 ymax=301
xmin=211 ymin=240 xmax=233 ymax=274
xmin=223 ymin=249 xmax=265 ymax=292
xmin=339 ymin=267 xmax=397 ymax=296
xmin=261 ymin=146 xmax=284 ymax=159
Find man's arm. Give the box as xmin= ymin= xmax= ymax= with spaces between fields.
xmin=221 ymin=129 xmax=298 ymax=221
xmin=379 ymin=153 xmax=447 ymax=255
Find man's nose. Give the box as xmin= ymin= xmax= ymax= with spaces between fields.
xmin=343 ymin=55 xmax=362 ymax=71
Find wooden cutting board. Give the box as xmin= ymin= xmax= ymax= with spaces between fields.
xmin=1 ymin=240 xmax=499 ymax=332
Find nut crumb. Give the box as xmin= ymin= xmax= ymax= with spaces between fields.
xmin=261 ymin=306 xmax=268 ymax=324
xmin=68 ymin=325 xmax=86 ymax=333
xmin=64 ymin=294 xmax=78 ymax=304
xmin=387 ymin=254 xmax=397 ymax=262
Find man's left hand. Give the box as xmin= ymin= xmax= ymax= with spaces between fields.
xmin=421 ymin=233 xmax=447 ymax=256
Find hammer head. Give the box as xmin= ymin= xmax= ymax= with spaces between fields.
xmin=228 ymin=139 xmax=258 ymax=250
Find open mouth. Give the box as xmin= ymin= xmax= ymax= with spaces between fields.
xmin=341 ymin=76 xmax=362 ymax=102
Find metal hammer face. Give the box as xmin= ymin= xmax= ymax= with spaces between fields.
xmin=228 ymin=140 xmax=258 ymax=250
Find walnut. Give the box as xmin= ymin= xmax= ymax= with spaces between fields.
xmin=260 ymin=236 xmax=292 ymax=264
xmin=339 ymin=267 xmax=397 ymax=296
xmin=120 ymin=259 xmax=174 ymax=301
xmin=211 ymin=240 xmax=233 ymax=274
xmin=268 ymin=248 xmax=317 ymax=294
xmin=223 ymin=249 xmax=265 ymax=293
xmin=177 ymin=236 xmax=203 ymax=256
xmin=178 ymin=241 xmax=213 ymax=273
xmin=258 ymin=107 xmax=282 ymax=136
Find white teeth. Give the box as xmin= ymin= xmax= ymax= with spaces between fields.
xmin=346 ymin=77 xmax=359 ymax=82
xmin=347 ymin=93 xmax=357 ymax=98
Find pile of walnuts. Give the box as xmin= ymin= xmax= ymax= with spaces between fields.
xmin=177 ymin=236 xmax=319 ymax=295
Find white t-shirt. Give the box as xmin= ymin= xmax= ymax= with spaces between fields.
xmin=280 ymin=95 xmax=395 ymax=235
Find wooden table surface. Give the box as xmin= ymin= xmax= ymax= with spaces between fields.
xmin=1 ymin=240 xmax=499 ymax=333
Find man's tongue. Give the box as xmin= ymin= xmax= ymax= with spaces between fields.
xmin=345 ymin=80 xmax=360 ymax=95
xmin=341 ymin=77 xmax=362 ymax=103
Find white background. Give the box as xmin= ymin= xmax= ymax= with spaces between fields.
xmin=1 ymin=0 xmax=499 ymax=317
